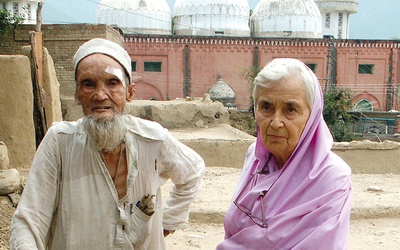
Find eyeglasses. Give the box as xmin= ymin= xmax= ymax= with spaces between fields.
xmin=233 ymin=170 xmax=269 ymax=228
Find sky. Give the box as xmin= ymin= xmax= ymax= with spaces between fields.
xmin=41 ymin=0 xmax=400 ymax=40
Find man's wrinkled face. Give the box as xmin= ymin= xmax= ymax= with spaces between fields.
xmin=75 ymin=54 xmax=129 ymax=120
xmin=255 ymin=77 xmax=311 ymax=166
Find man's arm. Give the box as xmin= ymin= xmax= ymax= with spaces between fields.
xmin=159 ymin=132 xmax=205 ymax=232
xmin=10 ymin=129 xmax=60 ymax=249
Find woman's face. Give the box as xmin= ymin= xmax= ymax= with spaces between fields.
xmin=255 ymin=77 xmax=311 ymax=168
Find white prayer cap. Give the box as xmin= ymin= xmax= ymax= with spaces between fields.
xmin=73 ymin=38 xmax=132 ymax=84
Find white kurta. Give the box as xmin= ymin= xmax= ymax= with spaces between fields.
xmin=10 ymin=115 xmax=205 ymax=250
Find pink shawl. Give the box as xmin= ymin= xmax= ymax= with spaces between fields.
xmin=217 ymin=70 xmax=352 ymax=249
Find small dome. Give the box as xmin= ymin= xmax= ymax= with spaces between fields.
xmin=251 ymin=0 xmax=322 ymax=38
xmin=209 ymin=73 xmax=236 ymax=107
xmin=96 ymin=0 xmax=172 ymax=35
xmin=173 ymin=0 xmax=250 ymax=37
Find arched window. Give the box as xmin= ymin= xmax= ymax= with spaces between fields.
xmin=354 ymin=99 xmax=373 ymax=111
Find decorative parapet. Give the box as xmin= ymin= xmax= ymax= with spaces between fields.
xmin=335 ymin=41 xmax=400 ymax=48
xmin=125 ymin=36 xmax=327 ymax=47
xmin=125 ymin=34 xmax=400 ymax=49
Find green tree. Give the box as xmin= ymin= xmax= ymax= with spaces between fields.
xmin=0 ymin=8 xmax=25 ymax=44
xmin=229 ymin=65 xmax=261 ymax=136
xmin=239 ymin=65 xmax=261 ymax=112
xmin=323 ymin=87 xmax=355 ymax=142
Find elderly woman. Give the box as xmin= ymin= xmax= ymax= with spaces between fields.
xmin=217 ymin=58 xmax=352 ymax=249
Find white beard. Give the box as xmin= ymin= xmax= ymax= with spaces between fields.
xmin=83 ymin=114 xmax=126 ymax=152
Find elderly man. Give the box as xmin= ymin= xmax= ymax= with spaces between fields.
xmin=10 ymin=38 xmax=205 ymax=249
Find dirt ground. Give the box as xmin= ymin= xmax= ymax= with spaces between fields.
xmin=1 ymin=167 xmax=399 ymax=249
xmin=163 ymin=167 xmax=400 ymax=249
xmin=165 ymin=218 xmax=400 ymax=250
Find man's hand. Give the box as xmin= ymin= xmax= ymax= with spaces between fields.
xmin=163 ymin=229 xmax=175 ymax=237
xmin=137 ymin=194 xmax=155 ymax=216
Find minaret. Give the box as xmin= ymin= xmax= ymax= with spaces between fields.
xmin=314 ymin=0 xmax=359 ymax=39
xmin=1 ymin=0 xmax=41 ymax=25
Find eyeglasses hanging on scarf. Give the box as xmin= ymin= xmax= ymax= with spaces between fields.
xmin=233 ymin=154 xmax=278 ymax=228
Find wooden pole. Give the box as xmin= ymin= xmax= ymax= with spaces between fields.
xmin=30 ymin=1 xmax=47 ymax=146
xmin=36 ymin=2 xmax=42 ymax=32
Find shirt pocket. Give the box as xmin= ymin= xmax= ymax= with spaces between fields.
xmin=126 ymin=204 xmax=154 ymax=246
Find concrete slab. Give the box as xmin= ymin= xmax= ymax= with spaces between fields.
xmin=171 ymin=124 xmax=255 ymax=169
xmin=171 ymin=124 xmax=255 ymax=141
xmin=171 ymin=125 xmax=400 ymax=174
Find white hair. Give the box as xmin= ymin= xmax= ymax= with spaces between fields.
xmin=252 ymin=58 xmax=316 ymax=109
xmin=83 ymin=114 xmax=126 ymax=152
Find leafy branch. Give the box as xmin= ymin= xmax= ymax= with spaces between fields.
xmin=0 ymin=8 xmax=25 ymax=44
xmin=323 ymin=87 xmax=355 ymax=141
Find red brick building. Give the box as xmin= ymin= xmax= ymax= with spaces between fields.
xmin=125 ymin=35 xmax=400 ymax=113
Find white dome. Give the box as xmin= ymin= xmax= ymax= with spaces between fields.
xmin=251 ymin=0 xmax=322 ymax=38
xmin=96 ymin=0 xmax=172 ymax=35
xmin=173 ymin=0 xmax=250 ymax=37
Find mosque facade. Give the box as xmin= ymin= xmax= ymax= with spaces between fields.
xmin=125 ymin=35 xmax=399 ymax=112
xmin=104 ymin=0 xmax=400 ymax=114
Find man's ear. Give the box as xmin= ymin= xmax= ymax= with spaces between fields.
xmin=74 ymin=89 xmax=82 ymax=105
xmin=127 ymin=82 xmax=136 ymax=102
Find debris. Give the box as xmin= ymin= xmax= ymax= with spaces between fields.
xmin=367 ymin=185 xmax=383 ymax=192
xmin=8 ymin=193 xmax=20 ymax=207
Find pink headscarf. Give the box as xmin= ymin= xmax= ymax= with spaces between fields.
xmin=217 ymin=62 xmax=352 ymax=249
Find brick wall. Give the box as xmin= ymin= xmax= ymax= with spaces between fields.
xmin=125 ymin=36 xmax=400 ymax=110
xmin=0 ymin=24 xmax=123 ymax=97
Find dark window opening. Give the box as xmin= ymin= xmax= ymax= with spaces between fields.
xmin=131 ymin=61 xmax=136 ymax=71
xmin=13 ymin=2 xmax=18 ymax=16
xmin=358 ymin=64 xmax=374 ymax=74
xmin=306 ymin=63 xmax=317 ymax=73
xmin=325 ymin=13 xmax=331 ymax=28
xmin=144 ymin=62 xmax=162 ymax=72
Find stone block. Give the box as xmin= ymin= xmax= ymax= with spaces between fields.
xmin=0 ymin=169 xmax=20 ymax=195
xmin=0 ymin=55 xmax=36 ymax=169
xmin=0 ymin=142 xmax=9 ymax=170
